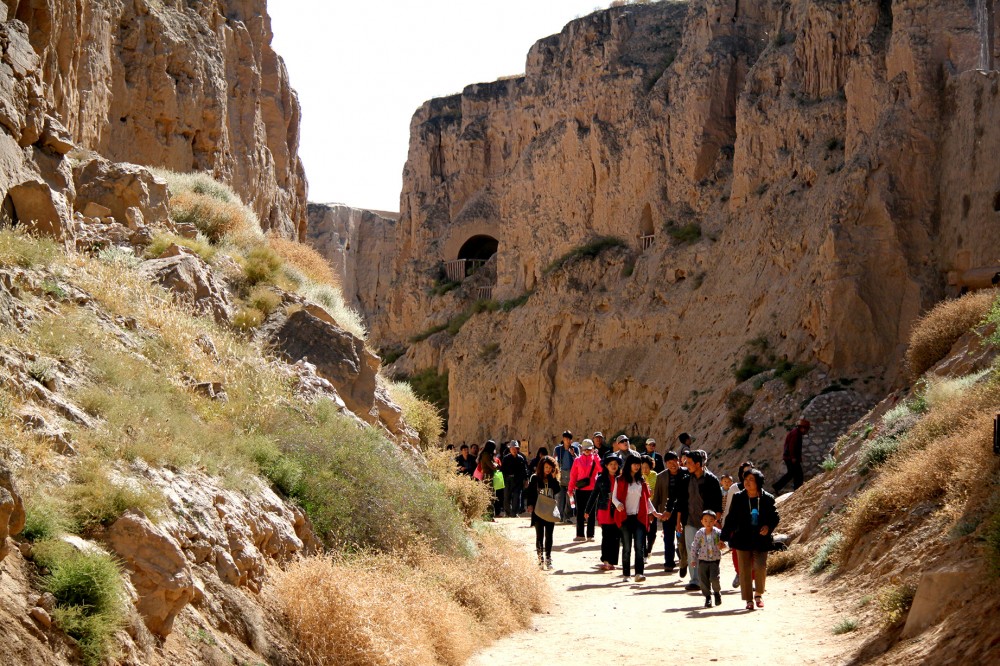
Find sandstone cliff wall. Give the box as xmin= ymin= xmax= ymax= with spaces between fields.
xmin=1 ymin=0 xmax=306 ymax=237
xmin=329 ymin=1 xmax=1000 ymax=478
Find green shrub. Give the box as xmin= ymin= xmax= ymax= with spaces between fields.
xmin=726 ymin=390 xmax=754 ymax=429
xmin=41 ymin=278 xmax=67 ymax=299
xmin=298 ymin=280 xmax=366 ymax=339
xmin=877 ymin=583 xmax=917 ymax=626
xmin=21 ymin=497 xmax=73 ymax=542
xmin=666 ymin=222 xmax=701 ymax=244
xmin=821 ymin=455 xmax=838 ymax=472
xmin=0 ymin=228 xmax=60 ymax=268
xmin=860 ymin=436 xmax=900 ymax=472
xmin=810 ymin=532 xmax=843 ymax=574
xmin=431 ymin=280 xmax=461 ymax=296
xmin=27 ymin=357 xmax=57 ymax=384
xmin=410 ymin=322 xmax=449 ymax=343
xmin=734 ymin=354 xmax=769 ymax=381
xmin=480 ymin=342 xmax=500 ymax=363
xmin=544 ymin=236 xmax=627 ymax=274
xmin=241 ymin=245 xmax=283 ymax=285
xmin=985 ymin=508 xmax=1000 ymax=577
xmin=151 ymin=168 xmax=239 ymax=203
xmin=775 ymin=360 xmax=812 ymax=388
xmin=97 ymin=246 xmax=141 ymax=269
xmin=144 ymin=232 xmax=218 ymax=263
xmin=380 ymin=345 xmax=407 ymax=365
xmin=34 ymin=540 xmax=126 ymax=665
xmin=386 ymin=380 xmax=444 ymax=449
xmin=406 ymin=368 xmax=450 ymax=424
xmin=248 ymin=286 xmax=282 ymax=315
xmin=832 ymin=618 xmax=857 ymax=634
xmin=68 ymin=464 xmax=167 ymax=530
xmin=266 ymin=400 xmax=468 ymax=555
xmin=731 ymin=430 xmax=751 ymax=450
xmin=500 ymin=291 xmax=533 ymax=311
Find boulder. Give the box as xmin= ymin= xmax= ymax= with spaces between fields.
xmin=0 ymin=461 xmax=26 ymax=564
xmin=6 ymin=180 xmax=73 ymax=240
xmin=39 ymin=115 xmax=74 ymax=155
xmin=107 ymin=510 xmax=195 ymax=638
xmin=266 ymin=308 xmax=379 ymax=420
xmin=139 ymin=244 xmax=232 ymax=324
xmin=73 ymin=158 xmax=170 ymax=227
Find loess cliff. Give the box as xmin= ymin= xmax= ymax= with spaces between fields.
xmin=2 ymin=0 xmax=307 ymax=237
xmin=330 ymin=0 xmax=1000 ymax=480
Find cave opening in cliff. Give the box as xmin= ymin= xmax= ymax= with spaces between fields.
xmin=457 ymin=234 xmax=499 ymax=263
xmin=0 ymin=194 xmax=18 ymax=229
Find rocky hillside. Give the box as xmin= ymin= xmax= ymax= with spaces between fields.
xmin=1 ymin=0 xmax=306 ymax=237
xmin=322 ymin=0 xmax=1000 ymax=479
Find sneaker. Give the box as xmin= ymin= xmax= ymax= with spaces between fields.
xmin=704 ymin=597 xmax=712 ymax=608
xmin=714 ymin=592 xmax=722 ymax=606
xmin=684 ymin=583 xmax=701 ymax=591
xmin=573 ymin=536 xmax=587 ymax=542
xmin=732 ymin=574 xmax=740 ymax=588
xmin=622 ymin=576 xmax=631 ymax=582
xmin=545 ymin=559 xmax=553 ymax=571
xmin=679 ymin=566 xmax=687 ymax=577
xmin=635 ymin=574 xmax=646 ymax=582
xmin=586 ymin=536 xmax=595 ymax=542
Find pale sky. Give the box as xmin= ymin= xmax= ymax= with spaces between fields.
xmin=269 ymin=1 xmax=610 ymax=213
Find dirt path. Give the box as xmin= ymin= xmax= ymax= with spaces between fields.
xmin=470 ymin=519 xmax=854 ymax=666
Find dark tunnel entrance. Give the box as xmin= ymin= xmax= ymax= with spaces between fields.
xmin=457 ymin=234 xmax=498 ymax=262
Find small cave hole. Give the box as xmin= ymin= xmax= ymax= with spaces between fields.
xmin=962 ymin=195 xmax=971 ymax=219
xmin=1 ymin=193 xmax=18 ymax=228
xmin=993 ymin=191 xmax=1000 ymax=212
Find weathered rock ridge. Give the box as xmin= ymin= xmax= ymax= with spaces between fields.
xmin=2 ymin=0 xmax=307 ymax=237
xmin=324 ymin=1 xmax=1000 ymax=476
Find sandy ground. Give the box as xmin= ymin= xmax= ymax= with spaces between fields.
xmin=469 ymin=518 xmax=856 ymax=666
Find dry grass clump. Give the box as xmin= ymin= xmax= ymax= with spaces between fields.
xmin=387 ymin=379 xmax=444 ymax=449
xmin=276 ymin=532 xmax=545 ymax=666
xmin=145 ymin=232 xmax=217 ymax=263
xmin=426 ymin=448 xmax=492 ymax=524
xmin=841 ymin=380 xmax=1000 ymax=560
xmin=168 ymin=190 xmax=259 ymax=244
xmin=905 ymin=291 xmax=994 ymax=379
xmin=0 ymin=228 xmax=61 ymax=268
xmin=767 ymin=544 xmax=807 ymax=575
xmin=267 ymin=235 xmax=339 ymax=287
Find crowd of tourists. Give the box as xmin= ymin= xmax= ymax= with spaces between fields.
xmin=453 ymin=424 xmax=809 ymax=612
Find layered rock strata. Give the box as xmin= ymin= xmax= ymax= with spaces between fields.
xmin=1 ymin=0 xmax=306 ymax=237
xmin=332 ymin=1 xmax=1000 ymax=477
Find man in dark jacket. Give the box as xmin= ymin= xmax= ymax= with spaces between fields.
xmin=678 ymin=450 xmax=723 ymax=590
xmin=651 ymin=450 xmax=688 ymax=572
xmin=644 ymin=438 xmax=665 ymax=473
xmin=501 ymin=441 xmax=530 ymax=517
xmin=773 ymin=419 xmax=810 ymax=493
xmin=454 ymin=444 xmax=477 ymax=476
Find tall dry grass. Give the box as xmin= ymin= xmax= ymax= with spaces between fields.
xmin=387 ymin=379 xmax=444 ymax=449
xmin=276 ymin=532 xmax=546 ymax=666
xmin=841 ymin=380 xmax=1000 ymax=559
xmin=905 ymin=291 xmax=994 ymax=379
xmin=267 ymin=235 xmax=339 ymax=287
xmin=426 ymin=448 xmax=493 ymax=524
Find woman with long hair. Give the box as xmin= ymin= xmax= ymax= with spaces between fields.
xmin=721 ymin=461 xmax=754 ymax=587
xmin=525 ymin=455 xmax=561 ymax=570
xmin=613 ymin=454 xmax=655 ymax=582
xmin=721 ymin=468 xmax=779 ymax=610
xmin=585 ymin=453 xmax=622 ymax=572
xmin=477 ymin=440 xmax=501 ymax=521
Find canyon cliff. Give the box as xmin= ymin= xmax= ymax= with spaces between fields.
xmin=2 ymin=0 xmax=306 ymax=237
xmin=329 ymin=0 xmax=1000 ymax=478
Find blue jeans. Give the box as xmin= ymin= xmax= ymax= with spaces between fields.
xmin=621 ymin=516 xmax=647 ymax=577
xmin=684 ymin=525 xmax=701 ymax=586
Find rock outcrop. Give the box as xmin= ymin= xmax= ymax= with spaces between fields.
xmin=326 ymin=0 xmax=1000 ymax=478
xmin=0 ymin=461 xmax=25 ymax=563
xmin=139 ymin=244 xmax=233 ymax=323
xmin=1 ymin=0 xmax=307 ymax=238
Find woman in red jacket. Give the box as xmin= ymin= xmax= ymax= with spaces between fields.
xmin=613 ymin=454 xmax=655 ymax=582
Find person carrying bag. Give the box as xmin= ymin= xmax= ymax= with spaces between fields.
xmin=525 ymin=455 xmax=562 ymax=570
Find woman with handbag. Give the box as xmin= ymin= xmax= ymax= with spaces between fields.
xmin=525 ymin=455 xmax=561 ymax=570
xmin=477 ymin=440 xmax=501 ymax=521
xmin=585 ymin=453 xmax=623 ymax=572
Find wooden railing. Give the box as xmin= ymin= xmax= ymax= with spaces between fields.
xmin=444 ymin=258 xmax=487 ymax=282
xmin=640 ymin=234 xmax=655 ymax=251
xmin=476 ymin=285 xmax=494 ymax=301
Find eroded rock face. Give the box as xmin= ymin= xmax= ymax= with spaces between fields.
xmin=139 ymin=244 xmax=233 ymax=323
xmin=3 ymin=0 xmax=307 ymax=238
xmin=72 ymin=158 xmax=169 ymax=227
xmin=338 ymin=1 xmax=1000 ymax=478
xmin=108 ymin=510 xmax=194 ymax=638
xmin=0 ymin=461 xmax=26 ymax=563
xmin=265 ymin=307 xmax=379 ymax=420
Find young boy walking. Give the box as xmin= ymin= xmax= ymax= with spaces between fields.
xmin=690 ymin=510 xmax=723 ymax=608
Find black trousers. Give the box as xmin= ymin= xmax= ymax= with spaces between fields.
xmin=773 ymin=461 xmax=804 ymax=491
xmin=645 ymin=517 xmax=658 ymax=557
xmin=575 ymin=489 xmax=596 ymax=538
xmin=621 ymin=515 xmax=647 ymax=577
xmin=662 ymin=512 xmax=679 ymax=567
xmin=600 ymin=523 xmax=621 ymax=565
xmin=534 ymin=519 xmax=554 ymax=557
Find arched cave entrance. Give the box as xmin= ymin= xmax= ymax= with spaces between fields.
xmin=1 ymin=193 xmax=18 ymax=229
xmin=457 ymin=234 xmax=498 ymax=262
xmin=639 ymin=203 xmax=654 ymax=237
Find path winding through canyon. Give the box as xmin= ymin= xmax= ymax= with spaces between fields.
xmin=470 ymin=520 xmax=854 ymax=666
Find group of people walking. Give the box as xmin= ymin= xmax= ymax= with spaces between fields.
xmin=457 ymin=428 xmax=789 ymax=611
